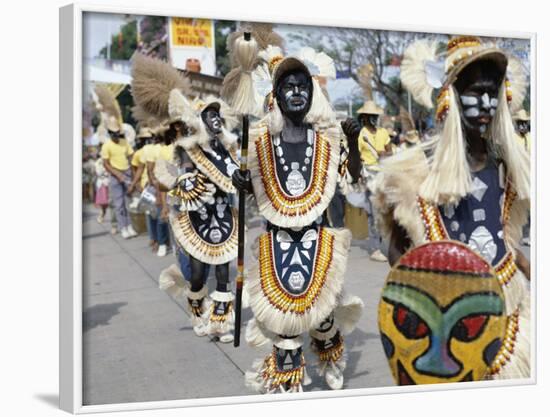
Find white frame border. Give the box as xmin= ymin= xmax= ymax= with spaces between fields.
xmin=59 ymin=2 xmax=537 ymax=414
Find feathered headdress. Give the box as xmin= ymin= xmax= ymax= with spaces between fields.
xmin=222 ymin=24 xmax=286 ymax=118
xmin=168 ymin=89 xmax=238 ymax=151
xmin=92 ymin=84 xmax=125 ymax=143
xmin=226 ymin=22 xmax=284 ymax=67
xmin=399 ymin=35 xmax=529 ymax=204
xmin=94 ymin=84 xmax=123 ymax=123
xmin=130 ymin=52 xmax=191 ymax=123
xmin=249 ymin=45 xmax=337 ymax=133
xmin=400 ymin=36 xmax=527 ymax=117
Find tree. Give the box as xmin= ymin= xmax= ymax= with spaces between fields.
xmin=289 ymin=28 xmax=439 ymax=118
xmin=99 ymin=19 xmax=138 ymax=60
xmin=137 ymin=16 xmax=168 ymax=59
xmin=214 ymin=20 xmax=238 ymax=77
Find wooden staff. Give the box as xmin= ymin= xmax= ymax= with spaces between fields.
xmin=234 ymin=32 xmax=251 ymax=348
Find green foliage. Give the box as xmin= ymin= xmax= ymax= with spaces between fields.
xmin=99 ymin=20 xmax=138 ymax=60
xmin=214 ymin=20 xmax=237 ymax=77
xmin=117 ymin=85 xmax=136 ymax=128
xmin=138 ymin=16 xmax=168 ymax=59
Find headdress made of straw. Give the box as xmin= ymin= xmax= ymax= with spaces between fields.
xmin=169 ymin=93 xmax=239 ymax=151
xmin=250 ymin=45 xmax=337 ymax=133
xmin=130 ymin=52 xmax=192 ymax=123
xmin=399 ymin=35 xmax=529 ymax=204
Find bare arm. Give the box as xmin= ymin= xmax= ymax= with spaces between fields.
xmin=103 ymin=158 xmax=124 ymax=182
xmin=146 ymin=161 xmax=158 ymax=188
xmin=128 ymin=163 xmax=145 ymax=194
xmin=388 ymin=222 xmax=412 ymax=267
xmin=515 ymin=248 xmax=531 ymax=281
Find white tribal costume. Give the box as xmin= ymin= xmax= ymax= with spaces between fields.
xmin=228 ymin=42 xmax=364 ymax=393
xmin=372 ymin=36 xmax=530 ymax=384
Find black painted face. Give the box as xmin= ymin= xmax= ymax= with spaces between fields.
xmin=164 ymin=126 xmax=177 ymax=145
xmin=202 ymin=107 xmax=223 ymax=135
xmin=108 ymin=130 xmax=122 ymax=142
xmin=359 ymin=114 xmax=379 ymax=129
xmin=517 ymin=120 xmax=529 ymax=135
xmin=454 ymin=60 xmax=504 ymax=135
xmin=275 ymin=70 xmax=313 ymax=123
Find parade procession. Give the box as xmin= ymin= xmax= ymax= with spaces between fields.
xmin=81 ymin=14 xmax=532 ymax=403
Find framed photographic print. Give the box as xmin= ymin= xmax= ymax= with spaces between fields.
xmin=60 ymin=2 xmax=536 ymax=413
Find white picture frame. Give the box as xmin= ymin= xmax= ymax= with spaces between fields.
xmin=60 ymin=2 xmax=537 ymax=413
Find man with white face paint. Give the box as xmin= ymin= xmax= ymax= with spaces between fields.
xmin=231 ymin=42 xmax=364 ymax=393
xmin=368 ymin=36 xmax=531 ymax=382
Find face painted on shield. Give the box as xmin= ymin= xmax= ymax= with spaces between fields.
xmin=273 ymin=228 xmax=318 ymax=294
xmin=378 ymin=241 xmax=508 ymax=385
xmin=202 ymin=107 xmax=223 ymax=135
xmin=275 ymin=70 xmax=313 ymax=124
xmin=454 ymin=60 xmax=505 ymax=135
xmin=194 ymin=195 xmax=232 ymax=244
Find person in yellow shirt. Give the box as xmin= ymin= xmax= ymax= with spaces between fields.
xmin=145 ymin=123 xmax=176 ymax=257
xmin=357 ymin=101 xmax=392 ymax=169
xmin=100 ymin=116 xmax=136 ymax=239
xmin=128 ymin=127 xmax=161 ymax=250
xmin=514 ymin=109 xmax=531 ymax=152
xmin=129 ymin=127 xmax=154 ymax=194
xmin=356 ymin=101 xmax=390 ymax=262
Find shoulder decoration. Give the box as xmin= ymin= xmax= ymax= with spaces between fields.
xmin=168 ymin=171 xmax=216 ymax=211
xmin=246 ymin=227 xmax=351 ymax=336
xmin=185 ymin=145 xmax=239 ymax=194
xmin=249 ymin=126 xmax=340 ymax=228
xmin=170 ymin=205 xmax=238 ymax=265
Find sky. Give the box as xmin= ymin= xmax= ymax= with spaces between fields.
xmin=83 ymin=12 xmax=530 ymax=107
xmin=83 ymin=12 xmax=127 ymax=59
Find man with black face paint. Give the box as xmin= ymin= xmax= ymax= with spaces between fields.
xmin=130 ymin=52 xmax=239 ymax=343
xmin=155 ymin=97 xmax=240 ymax=343
xmin=513 ymin=109 xmax=531 ymax=246
xmin=231 ymin=46 xmax=363 ymax=393
xmin=368 ymin=36 xmax=531 ymax=383
xmin=513 ymin=109 xmax=531 ymax=152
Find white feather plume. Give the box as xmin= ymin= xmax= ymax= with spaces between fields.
xmin=258 ymin=45 xmax=284 ymax=66
xmin=400 ymin=40 xmax=441 ymax=109
xmin=506 ymin=55 xmax=528 ymax=115
xmin=122 ymin=123 xmax=136 ymax=146
xmin=296 ymin=47 xmax=336 ymax=79
xmin=168 ymin=88 xmax=188 ymax=121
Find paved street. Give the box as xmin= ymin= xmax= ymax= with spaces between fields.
xmin=82 ymin=204 xmax=395 ymax=405
xmin=82 ymin=205 xmax=530 ymax=406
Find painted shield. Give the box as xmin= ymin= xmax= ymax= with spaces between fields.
xmin=271 ymin=227 xmax=319 ymax=295
xmin=378 ymin=241 xmax=507 ymax=385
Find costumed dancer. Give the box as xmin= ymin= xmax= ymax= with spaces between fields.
xmin=512 ymin=108 xmax=531 ymax=247
xmin=227 ymin=31 xmax=363 ymax=392
xmin=130 ymin=52 xmax=240 ymax=342
xmin=360 ymin=36 xmax=530 ymax=384
xmin=159 ymin=93 xmax=240 ymax=342
xmin=513 ymin=109 xmax=531 ymax=152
